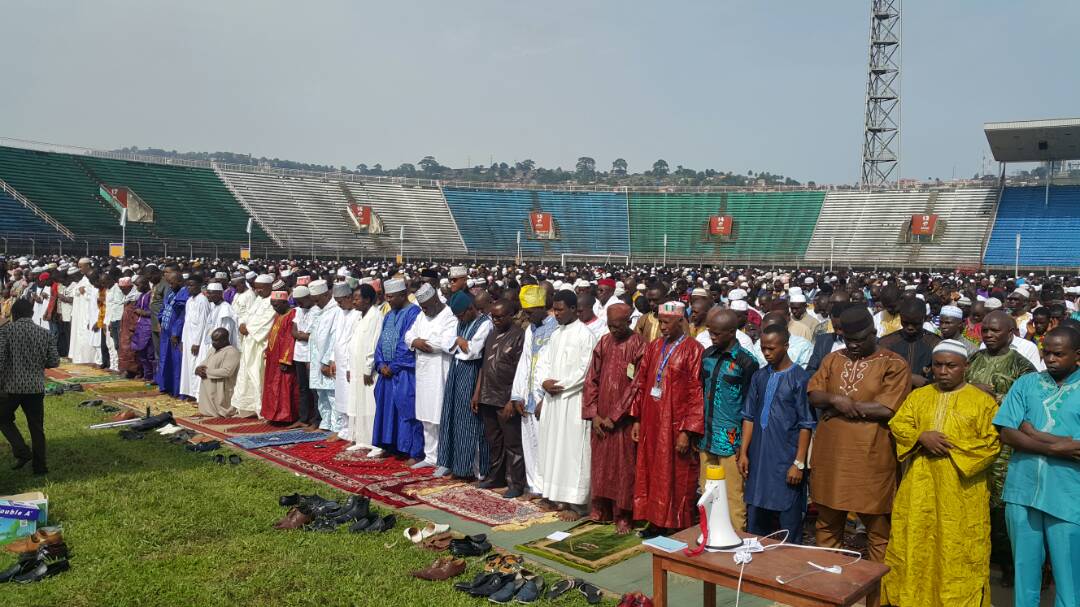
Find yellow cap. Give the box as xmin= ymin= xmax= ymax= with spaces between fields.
xmin=705 ymin=464 xmax=724 ymax=481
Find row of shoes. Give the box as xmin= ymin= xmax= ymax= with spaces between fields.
xmin=275 ymin=493 xmax=397 ymax=533
xmin=0 ymin=528 xmax=71 ymax=584
xmin=46 ymin=382 xmax=82 ymax=396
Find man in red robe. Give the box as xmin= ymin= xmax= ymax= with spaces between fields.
xmin=583 ymin=303 xmax=645 ymax=534
xmin=117 ymin=277 xmax=139 ymax=377
xmin=631 ymin=300 xmax=705 ymax=537
xmin=261 ymin=291 xmax=298 ymax=423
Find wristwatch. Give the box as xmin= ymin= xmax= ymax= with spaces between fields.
xmin=793 ymin=459 xmax=806 ymax=471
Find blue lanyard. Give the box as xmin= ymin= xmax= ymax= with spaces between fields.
xmin=655 ymin=335 xmax=686 ymax=386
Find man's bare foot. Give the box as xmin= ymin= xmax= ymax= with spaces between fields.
xmin=325 ymin=435 xmax=343 ymax=443
xmin=615 ymin=519 xmax=633 ymax=535
xmin=492 ymin=487 xmax=510 ymax=496
xmin=287 ymin=421 xmax=306 ymax=429
xmin=303 ymin=424 xmax=321 ymax=432
xmin=556 ymin=508 xmax=582 ymax=522
xmin=536 ymin=499 xmax=558 ymax=512
xmin=404 ymin=458 xmax=418 ymax=467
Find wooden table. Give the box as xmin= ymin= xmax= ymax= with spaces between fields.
xmin=644 ymin=529 xmax=889 ymax=607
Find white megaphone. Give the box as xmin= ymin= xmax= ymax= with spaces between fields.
xmin=695 ymin=464 xmax=742 ymax=551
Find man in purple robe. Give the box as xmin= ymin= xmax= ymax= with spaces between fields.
xmin=131 ymin=276 xmax=156 ymax=380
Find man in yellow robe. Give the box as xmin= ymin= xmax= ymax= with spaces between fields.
xmin=881 ymin=339 xmax=1000 ymax=607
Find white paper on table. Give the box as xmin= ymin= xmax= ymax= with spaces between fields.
xmin=546 ymin=531 xmax=571 ymax=541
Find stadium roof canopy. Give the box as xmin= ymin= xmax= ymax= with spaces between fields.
xmin=984 ymin=118 xmax=1080 ymax=162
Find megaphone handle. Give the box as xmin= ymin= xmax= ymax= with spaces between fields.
xmin=683 ymin=504 xmax=709 ymax=557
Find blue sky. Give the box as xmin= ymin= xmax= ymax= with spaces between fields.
xmin=2 ymin=1 xmax=1076 ymax=184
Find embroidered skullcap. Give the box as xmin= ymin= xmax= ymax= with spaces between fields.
xmin=519 ymin=285 xmax=546 ymax=309
xmin=332 ymin=282 xmax=352 ymax=298
xmin=448 ymin=291 xmax=473 ymax=315
xmin=384 ymin=278 xmax=406 ymax=294
xmin=985 ymin=297 xmax=1003 ymax=310
xmin=292 ymin=286 xmax=310 ymax=298
xmin=254 ymin=274 xmax=273 ymax=284
xmin=804 ymin=277 xmax=814 ymax=285
xmin=730 ymin=300 xmax=748 ymax=312
xmin=270 ymin=291 xmax=289 ymax=301
xmin=957 ymin=296 xmax=972 ymax=306
xmin=118 ymin=276 xmax=132 ymax=287
xmin=933 ymin=339 xmax=969 ymax=359
xmin=415 ymin=283 xmax=436 ymax=303
xmin=67 ymin=267 xmax=79 ymax=275
xmin=691 ymin=288 xmax=709 ymax=299
xmin=206 ymin=282 xmax=223 ymax=292
xmin=789 ymin=293 xmax=807 ymax=303
xmin=449 ymin=266 xmax=468 ymax=279
xmin=598 ymin=278 xmax=616 ymax=289
xmin=658 ymin=301 xmax=686 ymax=318
xmin=78 ymin=257 xmax=91 ymax=265
xmin=1012 ymin=288 xmax=1030 ymax=299
xmin=308 ymin=280 xmax=329 ymax=296
xmin=271 ymin=280 xmax=286 ymax=290
xmin=245 ymin=271 xmax=257 ymax=281
xmin=214 ymin=271 xmax=228 ymax=280
xmin=573 ymin=279 xmax=590 ymax=290
xmin=296 ymin=275 xmax=312 ymax=286
xmin=728 ymin=288 xmax=747 ymax=301
xmin=839 ymin=305 xmax=874 ymax=335
xmin=939 ymin=305 xmax=963 ymax=320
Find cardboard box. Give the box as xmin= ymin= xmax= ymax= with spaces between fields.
xmin=0 ymin=492 xmax=48 ymax=546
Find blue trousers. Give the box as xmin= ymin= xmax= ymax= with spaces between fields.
xmin=747 ymin=501 xmax=806 ymax=544
xmin=1006 ymin=502 xmax=1080 ymax=607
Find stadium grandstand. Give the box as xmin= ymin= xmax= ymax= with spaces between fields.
xmin=1 ymin=125 xmax=1079 ymax=270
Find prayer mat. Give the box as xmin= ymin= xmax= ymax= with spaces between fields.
xmin=45 ymin=369 xmax=72 ymax=380
xmin=228 ymin=430 xmax=331 ymax=450
xmin=119 ymin=395 xmax=199 ymax=418
xmin=87 ymin=381 xmax=157 ymax=394
xmin=223 ymin=422 xmax=293 ymax=434
xmin=517 ymin=521 xmax=644 ymax=573
xmin=194 ymin=416 xmax=251 ymax=426
xmin=249 ymin=441 xmax=434 ymax=508
xmin=404 ymin=480 xmax=558 ymax=528
xmin=63 ymin=375 xmax=127 ymax=384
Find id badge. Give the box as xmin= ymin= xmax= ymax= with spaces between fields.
xmin=626 ymin=363 xmax=636 ymax=379
xmin=650 ymin=386 xmax=662 ymax=399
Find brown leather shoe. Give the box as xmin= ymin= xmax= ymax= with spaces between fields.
xmin=411 ymin=557 xmax=466 ymax=581
xmin=273 ymin=508 xmax=312 ymax=530
xmin=4 ymin=528 xmax=64 ymax=554
xmin=421 ymin=531 xmax=454 ymax=551
xmin=112 ymin=410 xmax=139 ymax=422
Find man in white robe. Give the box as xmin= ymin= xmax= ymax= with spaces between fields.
xmin=179 ymin=276 xmax=212 ymax=399
xmin=195 ymin=282 xmax=237 ymax=382
xmin=402 ymin=283 xmax=458 ymax=470
xmin=231 ymin=274 xmax=255 ymax=350
xmin=308 ymin=280 xmax=343 ymax=432
xmin=331 ymin=284 xmax=357 ymax=440
xmin=510 ymin=285 xmax=559 ymax=499
xmin=533 ymin=290 xmax=597 ymax=520
xmin=346 ymin=284 xmax=384 ymax=452
xmin=231 ymin=274 xmax=275 ymax=417
xmin=68 ymin=259 xmax=98 ymax=364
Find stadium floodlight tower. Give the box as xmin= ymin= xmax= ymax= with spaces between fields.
xmin=861 ymin=0 xmax=901 ymax=190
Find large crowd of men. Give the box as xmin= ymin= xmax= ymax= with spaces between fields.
xmin=2 ymin=254 xmax=1079 ymax=607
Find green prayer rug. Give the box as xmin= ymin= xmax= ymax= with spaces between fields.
xmin=516 ymin=521 xmax=643 ymax=573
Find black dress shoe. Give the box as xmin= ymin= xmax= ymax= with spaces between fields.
xmin=11 ymin=456 xmax=31 ymax=471
xmin=469 ymin=573 xmax=515 ymax=597
xmin=13 ymin=559 xmax=70 ymax=583
xmin=279 ymin=493 xmax=301 ymax=507
xmin=450 ymin=536 xmax=492 ymax=557
xmin=0 ymin=559 xmax=38 ymax=583
xmin=348 ymin=515 xmax=377 ymax=533
xmin=476 ymin=479 xmax=507 ymax=490
xmin=502 ymin=487 xmax=524 ymax=499
xmin=488 ymin=576 xmax=526 ymax=603
xmin=303 ymin=518 xmax=339 ymax=533
xmin=331 ymin=497 xmax=370 ymax=525
xmin=185 ymin=441 xmax=220 ymax=453
xmin=362 ymin=514 xmax=396 ymax=533
xmin=454 ymin=571 xmax=496 ymax=593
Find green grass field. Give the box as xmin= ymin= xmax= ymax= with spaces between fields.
xmin=0 ymin=394 xmax=611 ymax=606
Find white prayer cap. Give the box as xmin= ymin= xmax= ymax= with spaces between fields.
xmin=730 ymin=300 xmax=748 ymax=311
xmin=574 ymin=279 xmax=590 ymax=289
xmin=789 ymin=287 xmax=803 ymax=295
xmin=828 ymin=276 xmax=838 ymax=283
xmin=495 ymin=280 xmax=504 ymax=287
xmin=449 ymin=266 xmax=468 ymax=279
xmin=206 ymin=283 xmax=224 ymax=292
xmin=214 ymin=271 xmax=228 ymax=279
xmin=636 ymin=284 xmax=645 ymax=291
xmin=332 ymin=282 xmax=352 ymax=297
xmin=691 ymin=288 xmax=709 ymax=299
xmin=466 ymin=279 xmax=477 ymax=288
xmin=245 ymin=271 xmax=257 ymax=281
xmin=985 ymin=297 xmax=1003 ymax=310
xmin=728 ymin=288 xmax=747 ymax=301
xmin=933 ymin=339 xmax=970 ymax=359
xmin=916 ymin=294 xmax=926 ymax=302
xmin=238 ymin=264 xmax=249 ymax=271
xmin=940 ymin=305 xmax=963 ymax=319
xmin=67 ymin=268 xmax=79 ymax=275
xmin=308 ymin=280 xmax=329 ymax=296
xmin=281 ymin=269 xmax=292 ymax=278
xmin=254 ymin=274 xmax=273 ymax=284
xmin=957 ymin=296 xmax=972 ymax=306
xmin=78 ymin=257 xmax=91 ymax=265
xmin=904 ymin=284 xmax=917 ymax=291
xmin=336 ymin=267 xmax=351 ymax=277
xmin=439 ymin=278 xmax=449 ymax=286
xmin=1011 ymin=288 xmax=1030 ymax=299
xmin=415 ymin=283 xmax=436 ymax=303
xmin=559 ymin=283 xmax=575 ymax=293
xmin=292 ymin=286 xmax=310 ymax=298
xmin=384 ymin=278 xmax=406 ymax=294
xmin=118 ymin=277 xmax=132 ymax=287
xmin=553 ymin=280 xmax=564 ymax=289
xmin=272 ymin=280 xmax=286 ymax=291
xmin=182 ymin=273 xmax=190 ymax=280
xmin=804 ymin=277 xmax=814 ymax=285
xmin=789 ymin=293 xmax=807 ymax=303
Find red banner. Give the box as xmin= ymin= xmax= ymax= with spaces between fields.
xmin=350 ymin=204 xmax=371 ymax=227
xmin=910 ymin=214 xmax=937 ymax=235
xmin=110 ymin=187 xmax=129 ymax=207
xmin=709 ymin=215 xmax=733 ymax=236
xmin=530 ymin=212 xmax=552 ymax=234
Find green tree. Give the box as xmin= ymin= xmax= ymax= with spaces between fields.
xmin=652 ymin=159 xmax=669 ymax=177
xmin=575 ymin=156 xmax=596 ymax=180
xmin=612 ymin=158 xmax=628 ymax=175
xmin=418 ymin=156 xmax=441 ymax=176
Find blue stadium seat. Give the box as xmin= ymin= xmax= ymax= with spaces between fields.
xmin=442 ymin=188 xmax=629 ymax=256
xmin=984 ymin=186 xmax=1080 ymax=267
xmin=0 ymin=189 xmax=59 ymax=234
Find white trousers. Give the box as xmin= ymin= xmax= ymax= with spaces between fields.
xmin=521 ymin=413 xmax=542 ymax=494
xmin=422 ymin=421 xmax=439 ymax=465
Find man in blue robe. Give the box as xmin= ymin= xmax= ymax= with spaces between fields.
xmin=436 ymin=291 xmax=492 ymax=479
xmin=372 ymin=278 xmax=423 ymax=461
xmin=155 ymin=271 xmax=188 ymax=397
xmin=993 ymin=326 xmax=1080 ymax=607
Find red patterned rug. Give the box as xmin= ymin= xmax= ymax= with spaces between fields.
xmin=223 ymin=422 xmax=293 ymax=434
xmin=249 ymin=441 xmax=440 ymax=508
xmin=403 ymin=479 xmax=556 ymax=527
xmin=196 ymin=416 xmax=251 ymax=426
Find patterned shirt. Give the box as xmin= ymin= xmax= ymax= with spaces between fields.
xmin=699 ymin=342 xmax=759 ymax=456
xmin=0 ymin=317 xmax=60 ymax=394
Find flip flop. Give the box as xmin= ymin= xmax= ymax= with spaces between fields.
xmin=212 ymin=454 xmax=226 ymax=465
xmin=78 ymin=399 xmax=103 ymax=408
xmin=228 ymin=454 xmax=242 ymax=465
xmin=578 ymin=581 xmax=602 ymax=605
xmin=545 ymin=578 xmax=576 ymax=600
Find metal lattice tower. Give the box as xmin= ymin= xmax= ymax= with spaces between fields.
xmin=861 ymin=0 xmax=901 ymax=189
